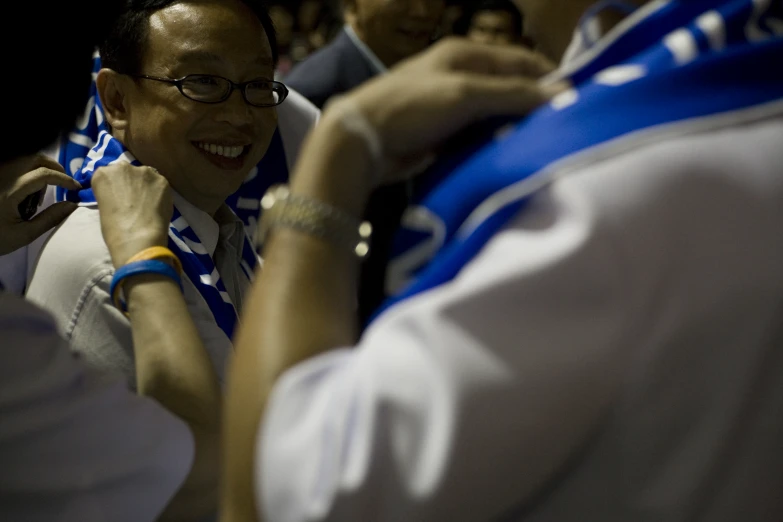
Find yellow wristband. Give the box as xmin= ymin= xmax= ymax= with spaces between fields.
xmin=125 ymin=246 xmax=183 ymax=275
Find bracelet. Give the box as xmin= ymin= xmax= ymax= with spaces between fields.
xmin=255 ymin=184 xmax=373 ymax=258
xmin=110 ymin=259 xmax=184 ymax=314
xmin=125 ymin=246 xmax=183 ymax=275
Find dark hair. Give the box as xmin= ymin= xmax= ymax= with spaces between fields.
xmin=0 ymin=1 xmax=121 ymax=163
xmin=458 ymin=0 xmax=524 ymax=38
xmin=100 ymin=0 xmax=279 ymax=75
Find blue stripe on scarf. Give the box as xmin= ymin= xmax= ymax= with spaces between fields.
xmin=374 ymin=0 xmax=783 ymax=322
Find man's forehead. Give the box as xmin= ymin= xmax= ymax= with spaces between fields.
xmin=144 ymin=1 xmax=273 ymax=68
xmin=172 ymin=48 xmax=274 ymax=67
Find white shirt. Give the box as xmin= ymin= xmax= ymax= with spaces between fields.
xmin=257 ymin=88 xmax=783 ymax=520
xmin=0 ymin=291 xmax=193 ymax=522
xmin=26 ymin=193 xmax=249 ymax=387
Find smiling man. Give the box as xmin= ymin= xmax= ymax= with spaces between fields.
xmin=27 ymin=0 xmax=283 ymax=387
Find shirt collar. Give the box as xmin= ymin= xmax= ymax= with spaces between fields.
xmin=344 ymin=24 xmax=388 ymax=74
xmin=172 ymin=191 xmax=244 ymax=258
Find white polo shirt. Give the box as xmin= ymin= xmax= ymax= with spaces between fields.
xmin=257 ymin=92 xmax=783 ymax=520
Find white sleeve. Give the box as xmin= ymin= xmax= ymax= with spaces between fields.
xmin=0 ymin=293 xmax=194 ymax=522
xmin=257 ymin=114 xmax=783 ymax=522
xmin=258 ymin=179 xmax=631 ymax=522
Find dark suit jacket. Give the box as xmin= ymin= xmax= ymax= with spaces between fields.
xmin=285 ymin=29 xmax=377 ymax=110
xmin=285 ymin=29 xmax=413 ymax=326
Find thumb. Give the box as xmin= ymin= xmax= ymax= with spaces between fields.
xmin=19 ymin=202 xmax=78 ymax=243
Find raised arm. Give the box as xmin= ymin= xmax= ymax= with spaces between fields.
xmin=221 ymin=40 xmax=560 ymax=522
xmin=91 ymin=164 xmax=222 ymax=521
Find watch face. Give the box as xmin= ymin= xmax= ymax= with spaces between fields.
xmin=255 ymin=185 xmax=287 ymax=255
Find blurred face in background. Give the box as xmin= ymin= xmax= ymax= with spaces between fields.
xmin=439 ymin=3 xmax=464 ymax=36
xmin=346 ymin=0 xmax=446 ymax=67
xmin=467 ymin=9 xmax=519 ymax=46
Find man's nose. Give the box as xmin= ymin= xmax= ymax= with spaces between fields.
xmin=215 ymin=88 xmax=254 ymax=126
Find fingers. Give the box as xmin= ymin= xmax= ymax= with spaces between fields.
xmin=455 ymin=73 xmax=567 ymax=124
xmin=431 ymin=38 xmax=557 ymax=79
xmin=16 ymin=201 xmax=78 ymax=244
xmin=29 ymin=154 xmax=66 ymax=173
xmin=13 ymin=168 xmax=81 ymax=202
xmin=92 ymin=165 xmax=171 ymax=200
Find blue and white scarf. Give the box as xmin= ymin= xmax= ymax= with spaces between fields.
xmin=57 ymin=54 xmax=290 ymax=339
xmin=57 ymin=53 xmax=290 ymax=238
xmin=376 ymin=0 xmax=783 ymax=321
xmin=70 ymin=131 xmax=260 ymax=339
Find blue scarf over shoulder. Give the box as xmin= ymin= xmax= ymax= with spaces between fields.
xmin=376 ymin=0 xmax=783 ymax=321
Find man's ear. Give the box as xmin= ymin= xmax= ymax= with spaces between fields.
xmin=96 ymin=68 xmax=131 ymax=131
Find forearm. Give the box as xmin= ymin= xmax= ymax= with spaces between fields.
xmin=221 ymin=115 xmax=373 ymax=521
xmin=125 ymin=275 xmax=221 ymax=520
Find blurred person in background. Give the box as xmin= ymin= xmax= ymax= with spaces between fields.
xmin=465 ymin=0 xmax=529 ymax=47
xmin=286 ymin=0 xmax=448 ymax=327
xmin=270 ymin=3 xmax=296 ymax=78
xmin=285 ymin=0 xmax=446 ymax=109
xmin=289 ymin=0 xmax=341 ymax=63
xmin=438 ymin=0 xmax=467 ymax=37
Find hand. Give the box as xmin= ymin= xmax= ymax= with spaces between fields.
xmin=325 ymin=38 xmax=566 ymax=181
xmin=91 ymin=164 xmax=174 ymax=268
xmin=0 ymin=154 xmax=81 ymax=256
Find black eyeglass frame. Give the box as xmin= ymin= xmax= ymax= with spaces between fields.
xmin=128 ymin=73 xmax=289 ymax=108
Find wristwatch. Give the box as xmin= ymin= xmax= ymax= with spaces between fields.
xmin=255 ymin=184 xmax=373 ymax=258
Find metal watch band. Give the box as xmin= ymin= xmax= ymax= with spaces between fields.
xmin=256 ymin=185 xmax=373 ymax=258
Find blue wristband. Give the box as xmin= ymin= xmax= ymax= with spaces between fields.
xmin=110 ymin=259 xmax=184 ymax=313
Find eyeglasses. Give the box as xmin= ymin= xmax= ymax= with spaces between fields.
xmin=129 ymin=74 xmax=289 ymax=107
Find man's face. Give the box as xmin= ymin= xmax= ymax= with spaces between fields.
xmin=467 ymin=10 xmax=519 ymax=46
xmin=120 ymin=0 xmax=277 ymax=214
xmin=512 ymin=0 xmax=591 ymax=61
xmin=351 ymin=0 xmax=446 ymax=66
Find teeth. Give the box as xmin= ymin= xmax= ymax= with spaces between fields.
xmin=198 ymin=142 xmax=245 ymax=159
